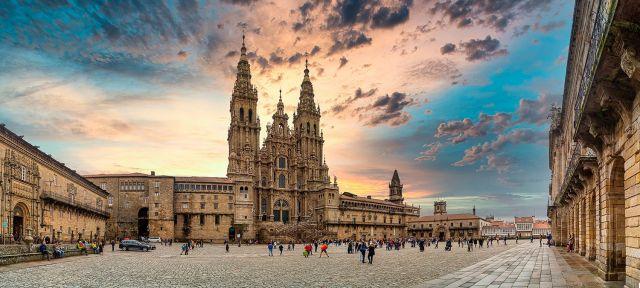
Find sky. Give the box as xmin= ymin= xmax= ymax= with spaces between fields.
xmin=0 ymin=0 xmax=573 ymax=219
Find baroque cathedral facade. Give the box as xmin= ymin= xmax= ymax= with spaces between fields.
xmin=85 ymin=36 xmax=420 ymax=242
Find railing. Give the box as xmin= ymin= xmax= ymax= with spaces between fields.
xmin=556 ymin=144 xmax=597 ymax=205
xmin=574 ymin=0 xmax=614 ymax=129
xmin=40 ymin=192 xmax=109 ymax=217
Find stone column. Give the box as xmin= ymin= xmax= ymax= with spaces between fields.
xmin=579 ymin=198 xmax=586 ymax=256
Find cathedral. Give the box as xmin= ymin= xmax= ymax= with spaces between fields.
xmin=84 ymin=36 xmax=420 ymax=242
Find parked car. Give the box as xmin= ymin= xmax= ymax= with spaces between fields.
xmin=147 ymin=236 xmax=161 ymax=243
xmin=119 ymin=240 xmax=155 ymax=251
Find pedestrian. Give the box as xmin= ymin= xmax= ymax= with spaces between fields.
xmin=539 ymin=235 xmax=543 ymax=247
xmin=39 ymin=241 xmax=50 ymax=261
xmin=279 ymin=243 xmax=284 ymax=255
xmin=367 ymin=243 xmax=375 ymax=264
xmin=319 ymin=243 xmax=329 ymax=258
xmin=304 ymin=243 xmax=312 ymax=258
xmin=110 ymin=239 xmax=115 ymax=252
xmin=268 ymin=242 xmax=274 ymax=256
xmin=359 ymin=241 xmax=367 ymax=263
xmin=314 ymin=241 xmax=318 ymax=253
xmin=226 ymin=241 xmax=230 ymax=253
xmin=418 ymin=239 xmax=425 ymax=252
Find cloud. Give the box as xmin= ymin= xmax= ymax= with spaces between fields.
xmin=515 ymin=94 xmax=557 ymax=125
xmin=328 ymin=30 xmax=373 ymax=55
xmin=533 ymin=21 xmax=565 ymax=33
xmin=415 ymin=142 xmax=442 ymax=161
xmin=220 ymin=0 xmax=258 ymax=6
xmin=310 ymin=45 xmax=321 ymax=56
xmin=435 ymin=112 xmax=512 ymax=144
xmin=288 ymin=52 xmax=304 ymax=64
xmin=330 ymin=87 xmax=378 ymax=115
xmin=371 ymin=4 xmax=412 ymax=28
xmin=338 ymin=56 xmax=349 ymax=68
xmin=360 ymin=92 xmax=416 ymax=126
xmin=406 ymin=58 xmax=460 ymax=80
xmin=440 ymin=43 xmax=456 ymax=54
xmin=429 ymin=0 xmax=552 ymax=32
xmin=453 ymin=129 xmax=546 ymax=166
xmin=269 ymin=52 xmax=285 ymax=65
xmin=459 ymin=36 xmax=508 ymax=61
xmin=478 ymin=154 xmax=512 ymax=174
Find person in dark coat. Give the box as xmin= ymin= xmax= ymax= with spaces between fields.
xmin=367 ymin=243 xmax=376 ymax=264
xmin=359 ymin=242 xmax=367 ymax=263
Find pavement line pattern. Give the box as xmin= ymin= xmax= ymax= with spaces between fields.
xmin=417 ymin=243 xmax=602 ymax=288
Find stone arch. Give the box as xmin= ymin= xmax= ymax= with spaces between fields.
xmin=239 ymin=107 xmax=244 ymax=121
xmin=138 ymin=207 xmax=149 ymax=239
xmin=605 ymin=156 xmax=626 ymax=280
xmin=12 ymin=202 xmax=29 ymax=242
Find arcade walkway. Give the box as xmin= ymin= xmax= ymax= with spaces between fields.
xmin=419 ymin=242 xmax=625 ymax=288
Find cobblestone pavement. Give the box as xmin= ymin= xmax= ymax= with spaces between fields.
xmin=0 ymin=241 xmax=518 ymax=287
xmin=419 ymin=242 xmax=625 ymax=288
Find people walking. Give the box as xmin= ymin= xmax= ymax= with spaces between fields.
xmin=279 ymin=243 xmax=284 ymax=255
xmin=268 ymin=242 xmax=274 ymax=256
xmin=110 ymin=239 xmax=115 ymax=252
xmin=418 ymin=239 xmax=425 ymax=252
xmin=319 ymin=243 xmax=329 ymax=258
xmin=314 ymin=241 xmax=318 ymax=253
xmin=367 ymin=243 xmax=375 ymax=264
xmin=226 ymin=241 xmax=230 ymax=253
xmin=304 ymin=243 xmax=312 ymax=258
xmin=359 ymin=242 xmax=367 ymax=263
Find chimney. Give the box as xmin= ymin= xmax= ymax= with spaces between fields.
xmin=150 ymin=171 xmax=156 ymax=176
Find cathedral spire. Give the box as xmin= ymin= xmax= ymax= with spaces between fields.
xmin=297 ymin=56 xmax=316 ymax=113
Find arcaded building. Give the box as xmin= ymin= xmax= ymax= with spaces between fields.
xmin=0 ymin=124 xmax=109 ymax=244
xmin=85 ymin=36 xmax=419 ymax=243
xmin=407 ymin=201 xmax=488 ymax=240
xmin=548 ymin=0 xmax=640 ymax=286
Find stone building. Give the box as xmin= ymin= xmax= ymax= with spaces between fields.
xmin=514 ymin=216 xmax=534 ymax=238
xmin=84 ymin=36 xmax=420 ymax=243
xmin=481 ymin=220 xmax=516 ymax=238
xmin=532 ymin=220 xmax=551 ymax=237
xmin=408 ymin=201 xmax=488 ymax=240
xmin=0 ymin=124 xmax=108 ymax=244
xmin=547 ymin=0 xmax=640 ymax=286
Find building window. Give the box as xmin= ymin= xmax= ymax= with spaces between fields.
xmin=155 ymin=191 xmax=160 ymax=197
xmin=108 ymin=196 xmax=113 ymax=206
xmin=278 ymin=174 xmax=286 ymax=188
xmin=154 ymin=203 xmax=160 ymax=208
xmin=215 ymin=215 xmax=220 ymax=225
xmin=228 ymin=203 xmax=233 ymax=210
xmin=20 ymin=166 xmax=27 ymax=181
xmin=228 ymin=195 xmax=233 ymax=201
xmin=154 ymin=181 xmax=160 ymax=188
xmin=182 ymin=203 xmax=188 ymax=209
xmin=200 ymin=202 xmax=205 ymax=209
xmin=100 ymin=183 xmax=107 ymax=190
xmin=200 ymin=214 xmax=205 ymax=225
xmin=214 ymin=203 xmax=218 ymax=209
xmin=278 ymin=157 xmax=286 ymax=168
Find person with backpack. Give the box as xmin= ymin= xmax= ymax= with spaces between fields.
xmin=278 ymin=243 xmax=284 ymax=255
xmin=267 ymin=242 xmax=274 ymax=256
xmin=304 ymin=243 xmax=312 ymax=258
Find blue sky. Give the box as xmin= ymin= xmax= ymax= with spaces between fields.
xmin=0 ymin=0 xmax=573 ymax=218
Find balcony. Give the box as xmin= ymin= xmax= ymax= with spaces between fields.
xmin=554 ymin=144 xmax=597 ymax=206
xmin=40 ymin=192 xmax=109 ymax=217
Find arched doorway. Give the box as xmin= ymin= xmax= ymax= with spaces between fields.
xmin=138 ymin=208 xmax=149 ymax=239
xmin=273 ymin=199 xmax=290 ymax=224
xmin=608 ymin=157 xmax=626 ymax=280
xmin=12 ymin=204 xmax=27 ymax=242
xmin=229 ymin=226 xmax=236 ymax=240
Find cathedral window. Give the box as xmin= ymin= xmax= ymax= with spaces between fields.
xmin=306 ymin=122 xmax=310 ymax=134
xmin=239 ymin=108 xmax=244 ymax=121
xmin=278 ymin=123 xmax=284 ymax=136
xmin=278 ymin=157 xmax=286 ymax=169
xmin=248 ymin=109 xmax=253 ymax=122
xmin=278 ymin=174 xmax=286 ymax=188
xmin=314 ymin=124 xmax=317 ymax=136
xmin=20 ymin=166 xmax=27 ymax=181
xmin=261 ymin=177 xmax=267 ymax=187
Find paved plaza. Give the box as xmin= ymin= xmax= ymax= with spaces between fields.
xmin=0 ymin=242 xmax=621 ymax=287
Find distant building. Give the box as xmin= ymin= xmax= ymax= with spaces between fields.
xmin=408 ymin=201 xmax=488 ymax=240
xmin=532 ymin=220 xmax=550 ymax=237
xmin=514 ymin=216 xmax=534 ymax=238
xmin=481 ymin=220 xmax=515 ymax=238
